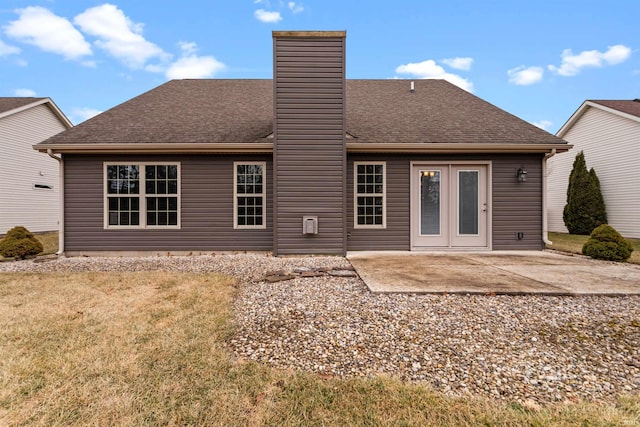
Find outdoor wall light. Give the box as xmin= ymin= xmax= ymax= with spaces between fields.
xmin=517 ymin=166 xmax=527 ymax=182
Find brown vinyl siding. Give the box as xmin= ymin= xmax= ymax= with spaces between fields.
xmin=492 ymin=154 xmax=544 ymax=250
xmin=63 ymin=153 xmax=542 ymax=253
xmin=346 ymin=154 xmax=544 ymax=251
xmin=63 ymin=154 xmax=272 ymax=252
xmin=273 ymin=33 xmax=346 ymax=255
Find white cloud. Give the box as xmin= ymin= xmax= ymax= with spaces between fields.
xmin=254 ymin=9 xmax=282 ymax=23
xmin=177 ymin=41 xmax=197 ymax=56
xmin=72 ymin=107 xmax=102 ymax=123
xmin=395 ymin=59 xmax=474 ymax=92
xmin=14 ymin=88 xmax=36 ymax=97
xmin=144 ymin=63 xmax=164 ymax=73
xmin=548 ymin=44 xmax=632 ymax=76
xmin=532 ymin=120 xmax=553 ymax=131
xmin=166 ymin=56 xmax=225 ymax=79
xmin=288 ymin=2 xmax=304 ymax=13
xmin=165 ymin=42 xmax=225 ymax=79
xmin=74 ymin=4 xmax=167 ymax=69
xmin=601 ymin=44 xmax=632 ymax=64
xmin=507 ymin=65 xmax=544 ymax=85
xmin=0 ymin=39 xmax=21 ymax=56
xmin=4 ymin=6 xmax=92 ymax=60
xmin=441 ymin=57 xmax=473 ymax=71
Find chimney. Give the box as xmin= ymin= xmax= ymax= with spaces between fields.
xmin=272 ymin=31 xmax=347 ymax=255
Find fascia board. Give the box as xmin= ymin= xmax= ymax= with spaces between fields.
xmin=346 ymin=142 xmax=572 ymax=154
xmin=34 ymin=142 xmax=274 ymax=154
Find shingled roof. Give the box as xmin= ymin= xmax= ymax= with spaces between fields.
xmin=557 ymin=99 xmax=640 ymax=138
xmin=590 ymin=99 xmax=640 ymax=119
xmin=346 ymin=80 xmax=562 ymax=144
xmin=36 ymin=79 xmax=567 ymax=149
xmin=0 ymin=97 xmax=47 ymax=115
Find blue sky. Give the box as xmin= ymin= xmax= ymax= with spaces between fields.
xmin=1 ymin=1 xmax=638 ymax=132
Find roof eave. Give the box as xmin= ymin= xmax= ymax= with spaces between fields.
xmin=557 ymin=100 xmax=640 ymax=138
xmin=34 ymin=141 xmax=571 ymax=155
xmin=346 ymin=142 xmax=572 ymax=154
xmin=0 ymin=98 xmax=73 ymax=129
xmin=34 ymin=142 xmax=274 ymax=154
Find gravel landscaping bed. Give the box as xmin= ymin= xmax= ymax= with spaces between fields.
xmin=2 ymin=254 xmax=639 ymax=404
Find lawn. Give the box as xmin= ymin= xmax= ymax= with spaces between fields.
xmin=34 ymin=231 xmax=59 ymax=256
xmin=548 ymin=232 xmax=640 ymax=264
xmin=0 ymin=272 xmax=638 ymax=426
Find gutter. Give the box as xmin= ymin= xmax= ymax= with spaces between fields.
xmin=346 ymin=142 xmax=571 ymax=154
xmin=47 ymin=149 xmax=64 ymax=256
xmin=542 ymin=148 xmax=557 ymax=246
xmin=36 ymin=142 xmax=572 ymax=155
xmin=36 ymin=142 xmax=274 ymax=154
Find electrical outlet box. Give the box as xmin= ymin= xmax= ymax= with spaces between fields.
xmin=302 ymin=216 xmax=318 ymax=235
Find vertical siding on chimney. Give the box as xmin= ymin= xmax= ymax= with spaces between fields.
xmin=273 ymin=32 xmax=346 ymax=255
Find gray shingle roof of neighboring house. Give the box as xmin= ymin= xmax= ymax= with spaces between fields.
xmin=590 ymin=99 xmax=640 ymax=118
xmin=36 ymin=79 xmax=566 ymax=146
xmin=0 ymin=97 xmax=47 ymax=115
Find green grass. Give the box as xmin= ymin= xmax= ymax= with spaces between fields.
xmin=1 ymin=271 xmax=638 ymax=426
xmin=548 ymin=232 xmax=640 ymax=264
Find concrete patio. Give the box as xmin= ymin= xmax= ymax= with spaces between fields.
xmin=347 ymin=250 xmax=640 ymax=295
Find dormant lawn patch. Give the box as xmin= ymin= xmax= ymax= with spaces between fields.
xmin=0 ymin=270 xmax=638 ymax=426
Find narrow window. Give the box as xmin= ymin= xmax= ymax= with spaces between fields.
xmin=145 ymin=165 xmax=179 ymax=226
xmin=234 ymin=162 xmax=266 ymax=229
xmin=106 ymin=164 xmax=140 ymax=226
xmin=104 ymin=163 xmax=179 ymax=229
xmin=354 ymin=162 xmax=386 ymax=228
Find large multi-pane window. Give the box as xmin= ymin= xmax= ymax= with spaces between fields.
xmin=354 ymin=162 xmax=386 ymax=228
xmin=105 ymin=163 xmax=180 ymax=228
xmin=234 ymin=162 xmax=266 ymax=229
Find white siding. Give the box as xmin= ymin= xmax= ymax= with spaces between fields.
xmin=0 ymin=104 xmax=66 ymax=234
xmin=547 ymin=106 xmax=640 ymax=238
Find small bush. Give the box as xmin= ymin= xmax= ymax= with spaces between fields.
xmin=582 ymin=224 xmax=633 ymax=261
xmin=0 ymin=226 xmax=44 ymax=260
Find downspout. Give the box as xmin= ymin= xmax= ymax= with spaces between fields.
xmin=542 ymin=148 xmax=557 ymax=246
xmin=47 ymin=149 xmax=64 ymax=255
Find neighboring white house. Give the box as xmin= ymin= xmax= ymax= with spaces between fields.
xmin=0 ymin=98 xmax=72 ymax=235
xmin=548 ymin=99 xmax=640 ymax=238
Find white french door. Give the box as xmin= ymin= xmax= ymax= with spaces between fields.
xmin=411 ymin=163 xmax=489 ymax=249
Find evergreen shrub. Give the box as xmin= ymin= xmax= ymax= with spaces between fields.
xmin=563 ymin=151 xmax=607 ymax=235
xmin=0 ymin=226 xmax=44 ymax=260
xmin=582 ymin=224 xmax=633 ymax=262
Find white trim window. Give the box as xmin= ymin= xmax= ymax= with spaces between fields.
xmin=104 ymin=162 xmax=180 ymax=229
xmin=354 ymin=161 xmax=386 ymax=228
xmin=234 ymin=162 xmax=266 ymax=229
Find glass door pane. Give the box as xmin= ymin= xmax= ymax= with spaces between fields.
xmin=458 ymin=170 xmax=479 ymax=235
xmin=420 ymin=170 xmax=440 ymax=235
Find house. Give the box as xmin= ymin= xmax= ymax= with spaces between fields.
xmin=548 ymin=99 xmax=640 ymax=238
xmin=34 ymin=31 xmax=570 ymax=256
xmin=1 ymin=97 xmax=72 ymax=235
